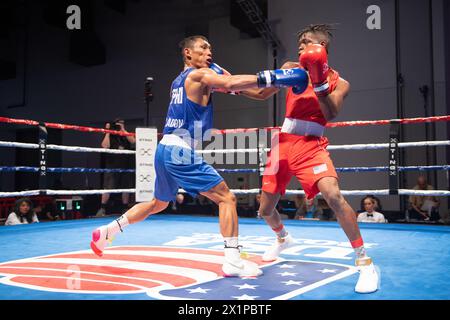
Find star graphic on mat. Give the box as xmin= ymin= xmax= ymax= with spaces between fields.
xmin=233 ymin=283 xmax=259 ymax=290
xmin=232 ymin=294 xmax=259 ymax=300
xmin=277 ymin=272 xmax=298 ymax=277
xmin=281 ymin=280 xmax=304 ymax=286
xmin=186 ymin=287 xmax=211 ymax=294
xmin=317 ymin=269 xmax=337 ymax=274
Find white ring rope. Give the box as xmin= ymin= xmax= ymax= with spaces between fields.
xmin=0 ymin=141 xmax=38 ymax=149
xmin=196 ymin=148 xmax=259 ymax=154
xmin=46 ymin=144 xmax=135 ymax=154
xmin=327 ymin=140 xmax=450 ymax=151
xmin=2 ymin=188 xmax=450 ymax=198
xmin=2 ymin=140 xmax=449 ymax=154
xmin=0 ymin=190 xmax=41 ymax=198
xmin=45 ymin=189 xmax=135 ymax=196
xmin=0 ymin=141 xmax=135 ymax=154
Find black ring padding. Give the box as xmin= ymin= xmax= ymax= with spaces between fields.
xmin=389 ymin=189 xmax=399 ymax=195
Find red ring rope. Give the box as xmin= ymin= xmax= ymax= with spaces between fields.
xmin=1 ymin=115 xmax=449 ymax=136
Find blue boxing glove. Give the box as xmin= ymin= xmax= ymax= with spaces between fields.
xmin=257 ymin=68 xmax=308 ymax=94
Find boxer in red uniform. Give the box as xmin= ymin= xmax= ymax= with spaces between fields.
xmin=241 ymin=24 xmax=379 ymax=293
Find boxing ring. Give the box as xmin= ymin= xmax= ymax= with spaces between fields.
xmin=0 ymin=115 xmax=449 ymax=300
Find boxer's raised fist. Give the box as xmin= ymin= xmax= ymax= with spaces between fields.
xmin=300 ymin=44 xmax=330 ymax=96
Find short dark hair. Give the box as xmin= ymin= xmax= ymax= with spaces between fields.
xmin=297 ymin=24 xmax=335 ymax=46
xmin=178 ymin=35 xmax=209 ymax=62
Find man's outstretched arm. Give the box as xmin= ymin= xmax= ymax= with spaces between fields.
xmin=190 ymin=66 xmax=308 ymax=92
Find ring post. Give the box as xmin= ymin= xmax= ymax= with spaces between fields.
xmin=388 ymin=120 xmax=400 ymax=195
xmin=38 ymin=122 xmax=48 ymax=193
xmin=389 ymin=120 xmax=403 ymax=218
xmin=135 ymin=127 xmax=157 ymax=202
xmin=144 ymin=77 xmax=154 ymax=127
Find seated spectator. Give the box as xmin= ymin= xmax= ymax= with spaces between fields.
xmin=358 ymin=196 xmax=386 ymax=223
xmin=5 ymin=198 xmax=39 ymax=226
xmin=294 ymin=195 xmax=321 ymax=220
xmin=169 ymin=193 xmax=186 ymax=214
xmin=408 ymin=176 xmax=440 ymax=221
xmin=34 ymin=198 xmax=61 ymax=221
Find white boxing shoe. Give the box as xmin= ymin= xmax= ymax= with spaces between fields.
xmin=355 ymin=257 xmax=379 ymax=294
xmin=222 ymin=247 xmax=263 ymax=277
xmin=90 ymin=226 xmax=111 ymax=257
xmin=262 ymin=234 xmax=294 ymax=262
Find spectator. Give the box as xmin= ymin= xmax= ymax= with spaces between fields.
xmin=357 ymin=196 xmax=386 ymax=223
xmin=34 ymin=198 xmax=61 ymax=221
xmin=408 ymin=176 xmax=440 ymax=221
xmin=5 ymin=198 xmax=39 ymax=226
xmin=295 ymin=195 xmax=321 ymax=220
xmin=96 ymin=118 xmax=136 ymax=217
xmin=170 ymin=193 xmax=185 ymax=214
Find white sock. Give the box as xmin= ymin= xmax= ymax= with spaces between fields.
xmin=224 ymin=237 xmax=239 ymax=248
xmin=106 ymin=214 xmax=130 ymax=237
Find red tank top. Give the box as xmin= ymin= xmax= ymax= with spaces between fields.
xmin=285 ymin=69 xmax=340 ymax=126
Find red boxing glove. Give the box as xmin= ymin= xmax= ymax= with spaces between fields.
xmin=299 ymin=44 xmax=330 ymax=96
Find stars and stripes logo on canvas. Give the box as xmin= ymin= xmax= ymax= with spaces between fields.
xmin=0 ymin=246 xmax=357 ymax=299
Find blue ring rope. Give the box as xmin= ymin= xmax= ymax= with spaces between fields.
xmin=0 ymin=165 xmax=449 ymax=174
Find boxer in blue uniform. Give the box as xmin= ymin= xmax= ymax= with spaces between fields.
xmin=90 ymin=35 xmax=308 ymax=277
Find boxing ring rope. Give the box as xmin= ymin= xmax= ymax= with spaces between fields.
xmin=210 ymin=115 xmax=450 ymax=134
xmin=0 ymin=167 xmax=135 ymax=173
xmin=0 ymin=115 xmax=449 ymax=200
xmin=0 ymin=117 xmax=135 ymax=137
xmin=1 ymin=165 xmax=449 ymax=174
xmin=1 ymin=188 xmax=449 ymax=199
xmin=2 ymin=115 xmax=450 ymax=135
xmin=2 ymin=140 xmax=450 ymax=154
xmin=0 ymin=141 xmax=135 ymax=154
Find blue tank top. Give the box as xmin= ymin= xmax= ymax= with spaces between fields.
xmin=163 ymin=68 xmax=213 ymax=144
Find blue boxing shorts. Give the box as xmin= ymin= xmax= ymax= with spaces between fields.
xmin=154 ymin=137 xmax=224 ymax=202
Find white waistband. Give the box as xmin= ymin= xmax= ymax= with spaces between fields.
xmin=160 ymin=134 xmax=195 ymax=149
xmin=281 ymin=118 xmax=325 ymax=136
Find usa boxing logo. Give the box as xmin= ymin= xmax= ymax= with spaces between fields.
xmin=0 ymin=246 xmax=357 ymax=299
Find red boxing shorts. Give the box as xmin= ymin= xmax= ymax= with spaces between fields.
xmin=262 ymin=132 xmax=338 ymax=199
